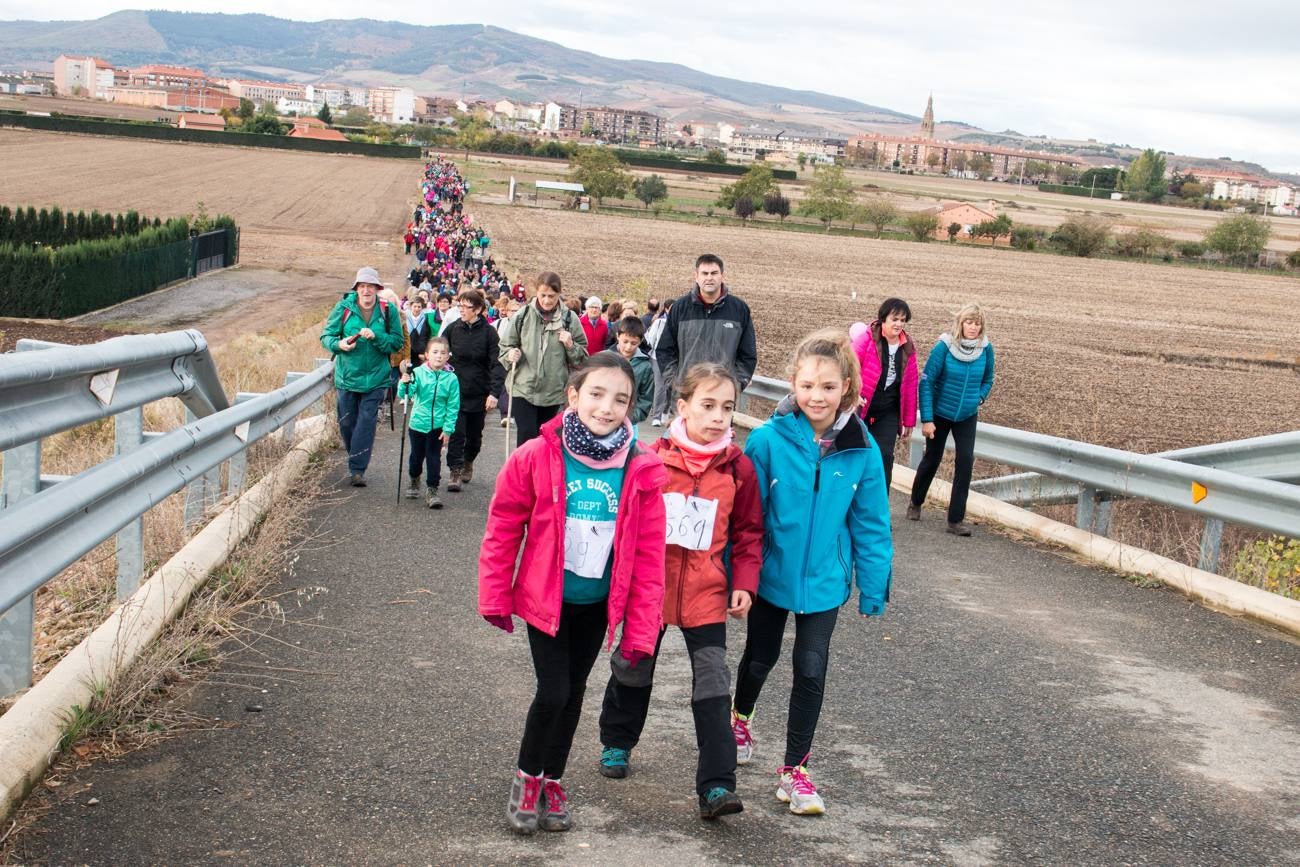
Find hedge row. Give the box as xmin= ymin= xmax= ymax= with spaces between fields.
xmin=0 ymin=111 xmax=423 ymax=160
xmin=0 ymin=216 xmax=237 ymax=318
xmin=0 ymin=205 xmax=162 ymax=248
xmin=1037 ymin=183 xmax=1118 ymax=200
xmin=609 ymin=148 xmax=797 ymax=180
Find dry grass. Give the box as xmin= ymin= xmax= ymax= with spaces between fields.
xmin=1 ymin=307 xmax=337 ymax=712
xmin=0 ymin=456 xmax=332 ymax=864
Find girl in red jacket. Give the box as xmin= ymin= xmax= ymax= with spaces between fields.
xmin=478 ymin=353 xmax=668 ymax=836
xmin=596 ymin=362 xmax=763 ymax=820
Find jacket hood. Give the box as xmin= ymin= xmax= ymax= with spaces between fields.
xmin=770 ymin=397 xmax=868 ymax=454
xmin=691 ymin=283 xmax=729 ymax=306
xmin=653 ymin=436 xmax=743 ymax=472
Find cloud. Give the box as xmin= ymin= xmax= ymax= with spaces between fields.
xmin=9 ymin=0 xmax=1298 ymax=171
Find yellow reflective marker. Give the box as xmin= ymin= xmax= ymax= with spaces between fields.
xmin=1192 ymin=482 xmax=1208 ymax=504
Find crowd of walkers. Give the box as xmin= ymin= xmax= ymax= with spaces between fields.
xmin=321 ymin=157 xmax=996 ymax=834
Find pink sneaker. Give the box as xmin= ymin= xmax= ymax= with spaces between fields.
xmin=732 ymin=709 xmax=754 ymax=765
xmin=506 ymin=769 xmax=543 ymax=834
xmin=539 ymin=777 xmax=572 ymax=832
xmin=776 ymin=760 xmax=825 ymax=815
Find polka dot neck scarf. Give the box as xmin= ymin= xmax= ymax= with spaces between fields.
xmin=562 ymin=410 xmax=632 ymax=468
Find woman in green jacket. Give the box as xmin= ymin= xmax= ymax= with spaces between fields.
xmin=498 ymin=272 xmax=588 ymax=445
xmin=319 ymin=267 xmax=406 ymax=486
xmin=398 ymin=336 xmax=461 ymax=508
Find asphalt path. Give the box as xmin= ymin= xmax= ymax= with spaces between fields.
xmin=19 ymin=415 xmax=1300 ymax=866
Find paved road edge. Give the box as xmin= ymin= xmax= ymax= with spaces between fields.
xmin=0 ymin=416 xmax=333 ymax=824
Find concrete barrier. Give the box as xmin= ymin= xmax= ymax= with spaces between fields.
xmin=0 ymin=418 xmax=333 ymax=823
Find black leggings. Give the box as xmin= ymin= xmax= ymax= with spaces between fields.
xmin=911 ymin=413 xmax=978 ymax=523
xmin=447 ymin=409 xmax=486 ymax=470
xmin=865 ymin=405 xmax=900 ymax=491
xmin=406 ymin=428 xmax=443 ymax=488
xmin=599 ymin=622 xmax=735 ymax=794
xmin=734 ymin=595 xmax=839 ymax=768
xmin=511 ymin=397 xmax=561 ymax=447
xmin=518 ymin=601 xmax=608 ymax=778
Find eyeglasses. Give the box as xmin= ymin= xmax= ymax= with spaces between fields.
xmin=458 ymin=302 xmax=477 ymax=309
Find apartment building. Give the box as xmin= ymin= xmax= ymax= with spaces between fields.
xmin=53 ymin=55 xmax=114 ymax=96
xmin=555 ymin=105 xmax=663 ymax=143
xmin=367 ymin=86 xmax=415 ymax=124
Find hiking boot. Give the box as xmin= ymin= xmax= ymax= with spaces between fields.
xmin=446 ymin=469 xmax=462 ymax=492
xmin=506 ymin=769 xmax=543 ymax=835
xmin=777 ymin=762 xmax=825 ymax=816
xmin=462 ymin=461 xmax=474 ymax=484
xmin=539 ymin=777 xmax=572 ymax=832
xmin=349 ymin=473 xmax=366 ymax=488
xmin=906 ymin=502 xmax=922 ymax=521
xmin=699 ymin=787 xmax=744 ymax=820
xmin=946 ymin=522 xmax=972 ymax=536
xmin=426 ymin=487 xmax=442 ymax=509
xmin=599 ymin=746 xmax=630 ymax=779
xmin=405 ymin=478 xmax=420 ymax=499
xmin=732 ymin=709 xmax=754 ymax=766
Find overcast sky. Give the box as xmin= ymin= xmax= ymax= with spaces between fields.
xmin=10 ymin=0 xmax=1298 ymax=172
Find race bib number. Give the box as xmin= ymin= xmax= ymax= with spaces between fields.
xmin=663 ymin=493 xmax=719 ymax=552
xmin=564 ymin=517 xmax=616 ymax=579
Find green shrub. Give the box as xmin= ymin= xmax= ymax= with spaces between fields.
xmin=1038 ymin=183 xmax=1117 ymax=200
xmin=1178 ymin=241 xmax=1206 ymax=259
xmin=1232 ymin=536 xmax=1300 ymax=599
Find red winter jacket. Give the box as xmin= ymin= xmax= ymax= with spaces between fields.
xmin=651 ymin=437 xmax=763 ymax=627
xmin=853 ymin=321 xmax=918 ymax=432
xmin=478 ymin=416 xmax=669 ymax=654
xmin=579 ymin=315 xmax=610 ymax=357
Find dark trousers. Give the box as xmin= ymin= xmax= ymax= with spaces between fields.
xmin=512 ymin=397 xmax=561 ymax=447
xmin=447 ymin=409 xmax=486 ymax=470
xmin=866 ymin=406 xmax=900 ymax=491
xmin=649 ymin=355 xmax=671 ymax=421
xmin=518 ymin=601 xmax=608 ymax=778
xmin=336 ymin=386 xmax=386 ymax=475
xmin=911 ymin=413 xmax=978 ymax=523
xmin=407 ymin=428 xmax=444 ymax=488
xmin=734 ymin=595 xmax=839 ymax=768
xmin=599 ymin=622 xmax=736 ymax=795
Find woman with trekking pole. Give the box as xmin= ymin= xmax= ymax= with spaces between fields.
xmin=497 ymin=272 xmax=588 ymax=447
xmin=443 ymin=289 xmax=505 ymax=491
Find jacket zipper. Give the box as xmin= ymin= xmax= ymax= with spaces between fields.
xmin=675 ymin=472 xmax=700 ymax=624
xmin=798 ymin=450 xmax=823 ymax=615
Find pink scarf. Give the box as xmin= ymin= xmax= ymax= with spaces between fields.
xmin=668 ymin=417 xmax=733 ymax=477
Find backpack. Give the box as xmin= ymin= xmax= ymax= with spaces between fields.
xmin=333 ymin=297 xmax=396 ymax=358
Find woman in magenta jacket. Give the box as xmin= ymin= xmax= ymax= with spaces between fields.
xmin=851 ymin=297 xmax=918 ymax=490
xmin=479 ymin=353 xmax=667 ymax=836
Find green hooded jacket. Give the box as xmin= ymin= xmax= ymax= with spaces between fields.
xmin=320 ymin=294 xmax=406 ymax=393
xmin=497 ymin=301 xmax=588 ymax=406
xmin=397 ymin=365 xmax=461 ymax=435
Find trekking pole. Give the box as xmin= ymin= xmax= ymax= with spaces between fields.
xmin=396 ymin=363 xmax=412 ymax=505
xmin=504 ymin=360 xmax=518 ymax=460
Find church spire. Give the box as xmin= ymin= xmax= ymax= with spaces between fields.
xmin=921 ymin=93 xmax=935 ymax=140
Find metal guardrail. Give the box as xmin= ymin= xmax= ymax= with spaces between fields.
xmin=0 ymin=332 xmax=333 ymax=696
xmin=741 ymin=373 xmax=1300 ymax=571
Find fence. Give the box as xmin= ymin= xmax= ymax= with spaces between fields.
xmin=0 ymin=330 xmax=334 ymax=696
xmin=740 ymin=374 xmax=1300 ymax=572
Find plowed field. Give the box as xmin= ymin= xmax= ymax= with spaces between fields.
xmin=482 ymin=203 xmax=1299 ymax=453
xmin=0 ymin=129 xmax=420 ymax=275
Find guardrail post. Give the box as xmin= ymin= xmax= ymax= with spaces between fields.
xmin=114 ymin=407 xmax=146 ymax=599
xmin=1197 ymin=518 xmax=1225 ymax=573
xmin=0 ymin=440 xmax=40 ymax=695
xmin=283 ymin=372 xmax=305 ymax=443
xmin=910 ymin=436 xmax=924 ymax=470
xmin=311 ymin=358 xmax=331 ymax=416
xmin=226 ymin=393 xmax=260 ymax=496
xmin=1075 ymin=486 xmax=1113 ymax=535
xmin=183 ymin=408 xmax=220 ymax=529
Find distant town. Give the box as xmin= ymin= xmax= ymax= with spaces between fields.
xmin=2 ymin=55 xmax=1295 ymax=214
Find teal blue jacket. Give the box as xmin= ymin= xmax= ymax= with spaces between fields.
xmin=918 ymin=337 xmax=995 ymax=423
xmin=743 ymin=404 xmax=893 ymax=615
xmin=397 ymin=366 xmax=460 ymax=435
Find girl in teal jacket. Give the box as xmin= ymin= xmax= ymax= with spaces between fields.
xmin=398 ymin=337 xmax=461 ymax=508
xmin=732 ymin=329 xmax=893 ymax=817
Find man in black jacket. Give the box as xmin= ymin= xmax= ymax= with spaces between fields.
xmin=442 ymin=290 xmax=505 ymax=490
xmin=655 ymin=254 xmax=758 ymax=406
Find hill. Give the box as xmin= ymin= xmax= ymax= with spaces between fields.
xmin=0 ymin=11 xmax=913 ymax=133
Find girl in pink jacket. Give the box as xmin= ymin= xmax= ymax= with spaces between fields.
xmin=479 ymin=353 xmax=668 ymax=836
xmin=851 ymin=297 xmax=919 ymax=491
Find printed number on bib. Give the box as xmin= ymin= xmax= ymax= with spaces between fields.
xmin=663 ymin=493 xmax=719 ymax=551
xmin=564 ymin=517 xmax=616 ymax=579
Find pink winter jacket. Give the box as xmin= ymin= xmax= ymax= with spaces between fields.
xmin=853 ymin=321 xmax=919 ymax=432
xmin=477 ymin=416 xmax=669 ymax=654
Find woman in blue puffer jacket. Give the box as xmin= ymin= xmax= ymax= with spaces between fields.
xmin=908 ymin=302 xmax=995 ymax=536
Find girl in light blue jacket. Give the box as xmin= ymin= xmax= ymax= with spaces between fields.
xmin=909 ymin=303 xmax=996 ymax=536
xmin=731 ymin=328 xmax=893 ymax=817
